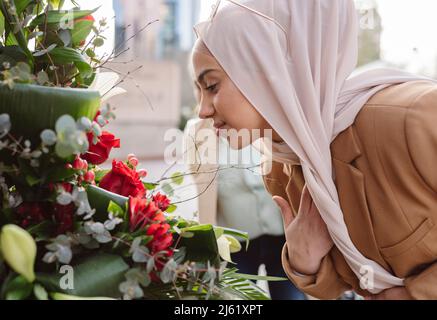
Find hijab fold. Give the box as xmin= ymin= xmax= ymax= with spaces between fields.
xmin=194 ymin=0 xmax=437 ymax=293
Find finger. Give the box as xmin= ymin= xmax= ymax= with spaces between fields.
xmin=298 ymin=186 xmax=313 ymax=215
xmin=273 ymin=196 xmax=295 ymax=227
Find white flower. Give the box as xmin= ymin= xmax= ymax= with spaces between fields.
xmin=54 ymin=115 xmax=89 ymax=158
xmin=56 ymin=186 xmax=95 ymax=219
xmin=88 ymin=72 xmax=126 ymax=103
xmin=84 ymin=221 xmax=112 ymax=243
xmin=43 ymin=235 xmax=73 ymax=264
xmin=104 ymin=213 xmax=123 ymax=231
xmin=74 ymin=187 xmax=95 ymax=219
xmin=56 ymin=191 xmax=74 ymax=206
xmin=40 ymin=129 xmax=57 ymax=146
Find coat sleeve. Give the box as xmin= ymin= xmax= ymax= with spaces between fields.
xmin=281 ymin=244 xmax=351 ymax=300
xmin=405 ymin=83 xmax=437 ymax=193
xmin=403 ymin=84 xmax=437 ymax=299
xmin=262 ymin=163 xmax=351 ymax=299
xmin=404 ymin=262 xmax=437 ymax=299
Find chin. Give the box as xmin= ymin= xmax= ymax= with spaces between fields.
xmin=226 ymin=135 xmax=252 ymax=150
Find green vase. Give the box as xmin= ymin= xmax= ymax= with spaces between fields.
xmin=0 ymin=83 xmax=100 ymax=141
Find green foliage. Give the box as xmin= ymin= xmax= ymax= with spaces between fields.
xmin=0 ymin=2 xmax=102 ymax=87
xmin=2 ymin=275 xmax=33 ymax=300
xmin=37 ymin=253 xmax=129 ymax=298
xmin=178 ymin=224 xmax=221 ymax=267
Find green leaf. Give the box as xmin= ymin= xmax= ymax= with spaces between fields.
xmin=46 ymin=47 xmax=93 ymax=78
xmin=166 ymin=204 xmax=177 ymax=213
xmin=25 ymin=174 xmax=41 ymax=186
xmin=58 ymin=29 xmax=71 ymax=46
xmin=0 ymin=11 xmax=4 ymax=36
xmin=107 ymin=200 xmax=125 ymax=218
xmin=171 ymin=172 xmax=184 ymax=185
xmin=36 ymin=70 xmax=50 ymax=85
xmin=71 ymin=20 xmax=93 ymax=46
xmin=29 ymin=9 xmax=98 ymax=28
xmin=92 ymin=37 xmax=104 ymax=47
xmin=0 ymin=45 xmax=28 ymax=69
xmin=27 ymin=221 xmax=53 ymax=241
xmin=86 ymin=185 xmax=128 ymax=221
xmin=33 ymin=283 xmax=49 ymax=300
xmin=218 ymin=269 xmax=271 ymax=300
xmin=0 ymin=1 xmax=33 ymax=62
xmin=42 ymin=166 xmax=75 ymax=184
xmin=225 ymin=271 xmax=287 ymax=282
xmin=161 ymin=183 xmax=174 ymax=197
xmin=15 ymin=0 xmax=34 ymax=14
xmin=4 ymin=275 xmax=33 ymax=300
xmin=0 ymin=83 xmax=100 ymax=142
xmin=143 ymin=182 xmax=158 ymax=190
xmin=94 ymin=169 xmax=109 ymax=183
xmin=85 ymin=48 xmax=95 ymax=58
xmin=50 ymin=292 xmax=115 ymax=300
xmin=48 ymin=0 xmax=63 ymax=10
xmin=178 ymin=224 xmax=220 ymax=266
xmin=37 ymin=253 xmax=129 ymax=298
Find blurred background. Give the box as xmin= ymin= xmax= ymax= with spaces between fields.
xmin=72 ymin=0 xmax=437 ymax=217
xmin=84 ymin=0 xmax=437 ymax=159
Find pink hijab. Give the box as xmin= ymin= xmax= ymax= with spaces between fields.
xmin=194 ymin=0 xmax=437 ymax=293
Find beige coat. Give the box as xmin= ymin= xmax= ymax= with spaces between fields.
xmin=263 ymin=80 xmax=437 ymax=299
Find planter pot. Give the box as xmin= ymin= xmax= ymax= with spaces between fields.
xmin=0 ymin=83 xmax=100 ymax=141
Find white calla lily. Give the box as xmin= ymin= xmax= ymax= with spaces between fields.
xmin=89 ymin=72 xmax=127 ymax=103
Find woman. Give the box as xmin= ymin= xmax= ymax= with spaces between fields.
xmin=190 ymin=0 xmax=437 ymax=300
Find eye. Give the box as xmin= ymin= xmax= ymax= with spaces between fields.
xmin=206 ymin=83 xmax=218 ymax=93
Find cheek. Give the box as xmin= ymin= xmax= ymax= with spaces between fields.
xmin=215 ymin=88 xmax=263 ymax=130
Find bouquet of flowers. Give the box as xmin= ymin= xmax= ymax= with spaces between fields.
xmin=0 ymin=0 xmax=283 ymax=300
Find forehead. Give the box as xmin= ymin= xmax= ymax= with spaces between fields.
xmin=192 ymin=49 xmax=222 ymax=73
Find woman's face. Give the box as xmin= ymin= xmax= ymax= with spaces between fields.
xmin=191 ymin=40 xmax=282 ymax=149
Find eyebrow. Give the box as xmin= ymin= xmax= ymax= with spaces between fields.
xmin=196 ymin=69 xmax=216 ymax=85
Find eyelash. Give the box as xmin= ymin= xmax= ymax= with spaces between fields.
xmin=206 ymin=84 xmax=218 ymax=93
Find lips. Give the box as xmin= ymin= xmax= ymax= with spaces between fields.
xmin=213 ymin=121 xmax=227 ymax=137
xmin=213 ymin=121 xmax=226 ymax=130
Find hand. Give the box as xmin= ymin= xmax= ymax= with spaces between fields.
xmin=364 ymin=287 xmax=413 ymax=300
xmin=273 ymin=186 xmax=334 ymax=275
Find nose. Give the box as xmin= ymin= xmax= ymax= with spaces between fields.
xmin=198 ymin=97 xmax=215 ymax=120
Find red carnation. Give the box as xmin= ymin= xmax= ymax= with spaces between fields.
xmin=82 ymin=131 xmax=120 ymax=165
xmin=146 ymin=223 xmax=173 ymax=253
xmin=128 ymin=197 xmax=160 ymax=232
xmin=16 ymin=202 xmax=49 ymax=228
xmin=53 ymin=203 xmax=75 ymax=235
xmin=128 ymin=197 xmax=174 ymax=254
xmin=152 ymin=193 xmax=171 ymax=212
xmin=99 ymin=160 xmax=146 ymax=198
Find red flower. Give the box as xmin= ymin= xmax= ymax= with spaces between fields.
xmin=128 ymin=197 xmax=174 ymax=254
xmin=147 ymin=223 xmax=173 ymax=253
xmin=128 ymin=197 xmax=160 ymax=232
xmin=100 ymin=160 xmax=145 ymax=198
xmin=53 ymin=203 xmax=75 ymax=235
xmin=82 ymin=131 xmax=120 ymax=165
xmin=51 ymin=184 xmax=76 ymax=234
xmin=152 ymin=193 xmax=171 ymax=212
xmin=16 ymin=202 xmax=49 ymax=228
